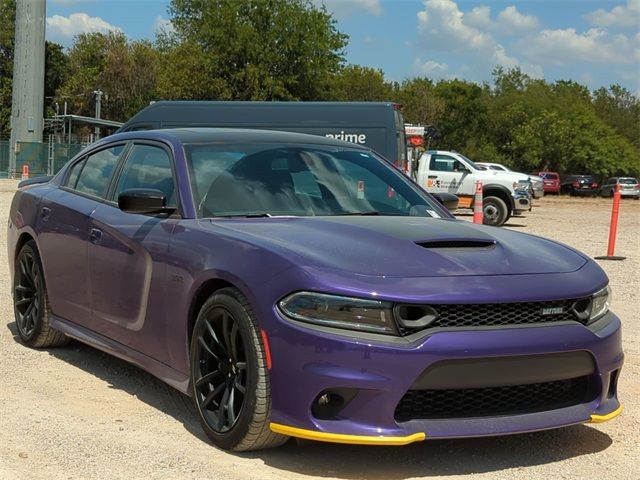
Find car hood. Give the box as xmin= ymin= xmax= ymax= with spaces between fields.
xmin=209 ymin=216 xmax=588 ymax=278
xmin=484 ymin=170 xmax=530 ymax=182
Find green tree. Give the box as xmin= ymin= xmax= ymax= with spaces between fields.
xmin=393 ymin=77 xmax=444 ymax=128
xmin=160 ymin=0 xmax=348 ymax=100
xmin=430 ymin=79 xmax=489 ymax=154
xmin=593 ymin=85 xmax=640 ymax=149
xmin=44 ymin=41 xmax=68 ymax=117
xmin=57 ymin=32 xmax=160 ymax=121
xmin=330 ymin=65 xmax=393 ymax=101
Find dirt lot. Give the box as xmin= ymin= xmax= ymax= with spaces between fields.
xmin=0 ymin=180 xmax=638 ymax=480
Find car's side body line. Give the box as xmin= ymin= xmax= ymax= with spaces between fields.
xmin=50 ymin=314 xmax=190 ymax=393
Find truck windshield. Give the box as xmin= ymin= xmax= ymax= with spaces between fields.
xmin=458 ymin=154 xmax=482 ymax=171
xmin=185 ymin=143 xmax=445 ymax=218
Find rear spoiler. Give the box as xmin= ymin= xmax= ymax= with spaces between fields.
xmin=18 ymin=175 xmax=52 ymax=188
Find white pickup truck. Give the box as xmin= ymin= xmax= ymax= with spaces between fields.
xmin=416 ymin=150 xmax=532 ymax=226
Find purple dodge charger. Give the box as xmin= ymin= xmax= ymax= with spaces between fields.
xmin=8 ymin=129 xmax=623 ymax=451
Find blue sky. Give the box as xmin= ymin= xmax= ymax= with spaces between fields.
xmin=46 ymin=0 xmax=640 ymax=93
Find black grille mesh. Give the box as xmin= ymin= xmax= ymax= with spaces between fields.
xmin=399 ymin=300 xmax=579 ymax=333
xmin=394 ymin=377 xmax=591 ymax=422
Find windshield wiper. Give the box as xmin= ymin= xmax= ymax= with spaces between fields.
xmin=335 ymin=211 xmax=386 ymax=216
xmin=214 ymin=213 xmax=272 ymax=218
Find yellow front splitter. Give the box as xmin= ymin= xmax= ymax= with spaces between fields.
xmin=588 ymin=405 xmax=624 ymax=423
xmin=270 ymin=423 xmax=426 ymax=446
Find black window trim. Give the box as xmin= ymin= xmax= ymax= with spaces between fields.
xmin=60 ymin=142 xmax=131 ymax=205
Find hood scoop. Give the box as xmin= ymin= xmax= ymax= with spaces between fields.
xmin=416 ymin=240 xmax=497 ymax=249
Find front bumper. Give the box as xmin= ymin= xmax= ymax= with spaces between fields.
xmin=512 ymin=191 xmax=532 ymax=213
xmin=619 ymin=190 xmax=640 ymax=198
xmin=267 ymin=312 xmax=623 ymax=444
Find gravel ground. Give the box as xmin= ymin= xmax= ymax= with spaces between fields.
xmin=0 ymin=181 xmax=638 ymax=480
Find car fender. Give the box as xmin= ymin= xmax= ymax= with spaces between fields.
xmin=482 ymin=183 xmax=516 ymax=210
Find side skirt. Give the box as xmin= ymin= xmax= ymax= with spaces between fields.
xmin=50 ymin=315 xmax=190 ymax=394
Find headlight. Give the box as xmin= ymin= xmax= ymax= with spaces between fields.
xmin=278 ymin=292 xmax=398 ymax=335
xmin=589 ymin=285 xmax=611 ymax=323
xmin=513 ymin=181 xmax=530 ymax=192
xmin=573 ymin=285 xmax=612 ymax=324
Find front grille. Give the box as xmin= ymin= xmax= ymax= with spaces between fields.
xmin=394 ymin=377 xmax=591 ymax=422
xmin=396 ymin=300 xmax=580 ymax=334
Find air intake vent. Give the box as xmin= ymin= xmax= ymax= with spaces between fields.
xmin=416 ymin=240 xmax=496 ymax=249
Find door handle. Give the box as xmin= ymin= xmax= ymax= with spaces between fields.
xmin=428 ymin=175 xmax=438 ymax=179
xmin=89 ymin=228 xmax=103 ymax=245
xmin=40 ymin=207 xmax=51 ymax=222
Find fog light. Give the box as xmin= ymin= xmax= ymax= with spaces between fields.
xmin=311 ymin=389 xmax=358 ymax=420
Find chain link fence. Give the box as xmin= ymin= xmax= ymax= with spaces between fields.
xmin=0 ymin=139 xmax=86 ymax=178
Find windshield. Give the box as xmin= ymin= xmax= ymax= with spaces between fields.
xmin=457 ymin=154 xmax=482 ymax=171
xmin=620 ymin=178 xmax=638 ymax=184
xmin=540 ymin=173 xmax=559 ymax=180
xmin=185 ymin=143 xmax=444 ymax=218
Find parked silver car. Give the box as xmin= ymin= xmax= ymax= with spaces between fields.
xmin=599 ymin=177 xmax=640 ymax=199
xmin=475 ymin=162 xmax=544 ymax=199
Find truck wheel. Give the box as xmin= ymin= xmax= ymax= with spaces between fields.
xmin=483 ymin=196 xmax=508 ymax=226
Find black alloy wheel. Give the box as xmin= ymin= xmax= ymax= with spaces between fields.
xmin=13 ymin=241 xmax=68 ymax=347
xmin=15 ymin=247 xmax=40 ymax=338
xmin=190 ymin=288 xmax=287 ymax=451
xmin=193 ymin=305 xmax=248 ymax=433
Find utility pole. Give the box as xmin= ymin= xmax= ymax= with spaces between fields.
xmin=9 ymin=0 xmax=46 ymax=177
xmin=93 ymin=89 xmax=103 ymax=140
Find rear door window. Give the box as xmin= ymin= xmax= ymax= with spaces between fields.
xmin=74 ymin=145 xmax=125 ymax=199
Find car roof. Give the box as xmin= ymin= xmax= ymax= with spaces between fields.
xmin=102 ymin=127 xmax=372 ymax=150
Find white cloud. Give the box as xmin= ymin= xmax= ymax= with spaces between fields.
xmin=414 ymin=59 xmax=449 ymax=75
xmin=522 ymin=27 xmax=639 ymax=65
xmin=315 ymin=0 xmax=382 ymax=18
xmin=466 ymin=5 xmax=492 ymax=30
xmin=585 ymin=0 xmax=640 ymax=28
xmin=153 ymin=15 xmax=175 ymax=35
xmin=496 ymin=6 xmax=539 ymax=34
xmin=463 ymin=5 xmax=539 ymax=35
xmin=415 ymin=0 xmax=541 ymax=78
xmin=46 ymin=13 xmax=121 ymax=42
xmin=417 ymin=0 xmax=493 ymax=52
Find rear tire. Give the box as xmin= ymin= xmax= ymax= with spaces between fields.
xmin=13 ymin=241 xmax=68 ymax=348
xmin=190 ymin=287 xmax=288 ymax=451
xmin=482 ymin=196 xmax=508 ymax=227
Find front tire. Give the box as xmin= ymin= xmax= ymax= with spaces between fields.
xmin=190 ymin=287 xmax=288 ymax=451
xmin=482 ymin=196 xmax=509 ymax=226
xmin=13 ymin=241 xmax=68 ymax=348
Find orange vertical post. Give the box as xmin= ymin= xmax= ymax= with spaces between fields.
xmin=607 ymin=183 xmax=621 ymax=256
xmin=473 ymin=181 xmax=483 ymax=224
xmin=596 ymin=183 xmax=626 ymax=261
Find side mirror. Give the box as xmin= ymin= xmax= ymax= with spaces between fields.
xmin=118 ymin=188 xmax=173 ymax=214
xmin=453 ymin=161 xmax=469 ymax=173
xmin=432 ymin=192 xmax=459 ymax=212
